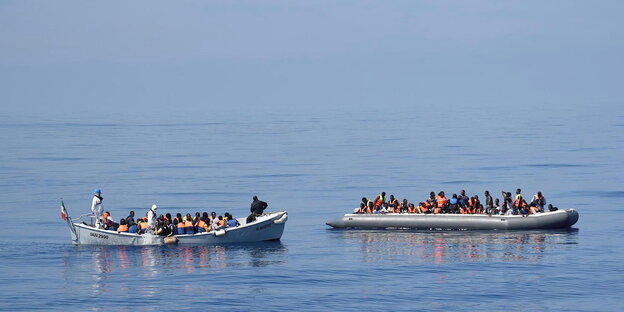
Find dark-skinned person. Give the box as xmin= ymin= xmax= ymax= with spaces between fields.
xmin=434 ymin=191 xmax=448 ymax=214
xmin=247 ymin=195 xmax=268 ymax=223
xmin=448 ymin=194 xmax=460 ymax=214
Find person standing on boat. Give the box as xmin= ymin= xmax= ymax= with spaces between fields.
xmin=484 ymin=191 xmax=494 ymax=214
xmin=91 ymin=188 xmax=104 ymax=228
xmin=147 ymin=204 xmax=158 ymax=230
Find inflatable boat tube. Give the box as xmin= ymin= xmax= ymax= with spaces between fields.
xmin=326 ymin=209 xmax=579 ymax=230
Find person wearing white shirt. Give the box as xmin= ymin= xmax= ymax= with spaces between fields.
xmin=91 ymin=188 xmax=104 ymax=228
xmin=147 ymin=204 xmax=158 ymax=229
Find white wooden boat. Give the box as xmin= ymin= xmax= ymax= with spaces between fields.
xmin=63 ymin=209 xmax=288 ymax=245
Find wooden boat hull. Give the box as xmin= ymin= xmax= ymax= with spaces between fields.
xmin=67 ymin=211 xmax=288 ymax=245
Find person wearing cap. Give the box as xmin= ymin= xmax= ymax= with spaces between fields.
xmin=91 ymin=188 xmax=104 ymax=228
xmin=147 ymin=204 xmax=158 ymax=230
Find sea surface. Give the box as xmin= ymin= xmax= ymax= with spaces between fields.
xmin=0 ymin=103 xmax=623 ymax=311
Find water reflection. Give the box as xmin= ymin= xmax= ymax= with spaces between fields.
xmin=331 ymin=229 xmax=578 ymax=264
xmin=63 ymin=242 xmax=288 ymax=296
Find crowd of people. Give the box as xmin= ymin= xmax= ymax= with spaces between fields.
xmin=101 ymin=209 xmax=241 ymax=236
xmin=90 ymin=189 xmax=269 ymax=236
xmin=356 ymin=188 xmax=557 ymax=216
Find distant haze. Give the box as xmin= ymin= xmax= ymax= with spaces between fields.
xmin=1 ymin=1 xmax=622 ymax=115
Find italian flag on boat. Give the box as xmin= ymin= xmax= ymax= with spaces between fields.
xmin=61 ymin=201 xmax=67 ymax=220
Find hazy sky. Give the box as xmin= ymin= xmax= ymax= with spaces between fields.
xmin=1 ymin=1 xmax=622 ymax=115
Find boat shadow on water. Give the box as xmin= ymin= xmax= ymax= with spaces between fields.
xmin=327 ymin=228 xmax=579 ymax=264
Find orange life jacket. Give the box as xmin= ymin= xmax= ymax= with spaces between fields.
xmin=436 ymin=196 xmax=448 ymax=208
xmin=139 ymin=222 xmax=150 ymax=230
xmin=185 ymin=220 xmax=193 ymax=227
xmin=514 ymin=199 xmax=526 ymax=208
xmin=218 ymin=220 xmax=225 ymax=227
xmin=197 ymin=220 xmax=206 ymax=228
xmin=422 ymin=201 xmax=431 ymax=212
xmin=118 ymin=224 xmax=128 ymax=232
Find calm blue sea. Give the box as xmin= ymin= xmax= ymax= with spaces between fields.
xmin=0 ymin=103 xmax=623 ymax=311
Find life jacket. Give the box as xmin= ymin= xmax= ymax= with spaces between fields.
xmin=436 ymin=196 xmax=448 ymax=208
xmin=118 ymin=224 xmax=128 ymax=232
xmin=421 ymin=201 xmax=431 ymax=212
xmin=389 ymin=199 xmax=398 ymax=208
xmin=514 ymin=199 xmax=526 ymax=208
xmin=184 ymin=220 xmax=193 ymax=227
xmin=139 ymin=221 xmax=150 ymax=230
xmin=375 ymin=194 xmax=384 ymax=207
xmin=197 ymin=220 xmax=206 ymax=228
xmin=218 ymin=219 xmax=226 ymax=227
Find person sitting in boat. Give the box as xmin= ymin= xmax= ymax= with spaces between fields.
xmin=226 ymin=213 xmax=240 ymax=227
xmin=420 ymin=200 xmax=432 ymax=214
xmin=128 ymin=220 xmax=139 ymax=233
xmin=388 ymin=194 xmax=399 ymax=211
xmin=408 ymin=203 xmax=420 ymax=213
xmin=468 ymin=196 xmax=483 ymax=214
xmin=354 ymin=203 xmax=365 ymax=214
xmin=125 ymin=211 xmax=136 ymax=227
xmin=532 ymin=192 xmax=546 ymax=211
xmin=91 ymin=188 xmax=104 ymax=228
xmin=155 ymin=220 xmax=173 ymax=236
xmin=514 ymin=196 xmax=529 ymax=216
xmin=213 ymin=216 xmax=226 ymax=230
xmin=434 ymin=191 xmax=448 ymax=214
xmin=195 ymin=217 xmax=209 ymax=233
xmin=397 ymin=199 xmax=407 ymax=213
xmin=138 ymin=217 xmax=150 ymax=234
xmin=184 ymin=213 xmax=195 ymax=234
xmin=458 ymin=190 xmax=469 ymax=208
xmin=515 ymin=188 xmax=523 ymax=200
xmin=493 ymin=198 xmax=502 ymax=215
xmin=428 ymin=192 xmax=437 ymax=207
xmin=448 ymin=194 xmax=460 ymax=214
xmin=361 ymin=197 xmax=370 ymax=209
xmin=460 ymin=201 xmax=470 ymax=214
xmin=548 ymin=204 xmax=558 ymax=212
xmin=379 ymin=202 xmax=391 ymax=213
xmin=172 ymin=218 xmax=182 ymax=235
xmin=102 ymin=211 xmax=117 ymax=230
xmin=529 ymin=202 xmax=542 ymax=214
xmin=117 ymin=218 xmax=129 ymax=233
xmin=210 ymin=211 xmax=219 ymax=228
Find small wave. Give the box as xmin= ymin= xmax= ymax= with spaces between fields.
xmin=441 ymin=180 xmax=476 ymax=184
xmin=23 ymin=156 xmax=84 ymax=161
xmin=560 ymin=190 xmax=624 ymax=198
xmin=524 ymin=164 xmax=588 ymax=168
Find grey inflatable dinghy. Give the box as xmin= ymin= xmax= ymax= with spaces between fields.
xmin=326 ymin=209 xmax=579 ymax=230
